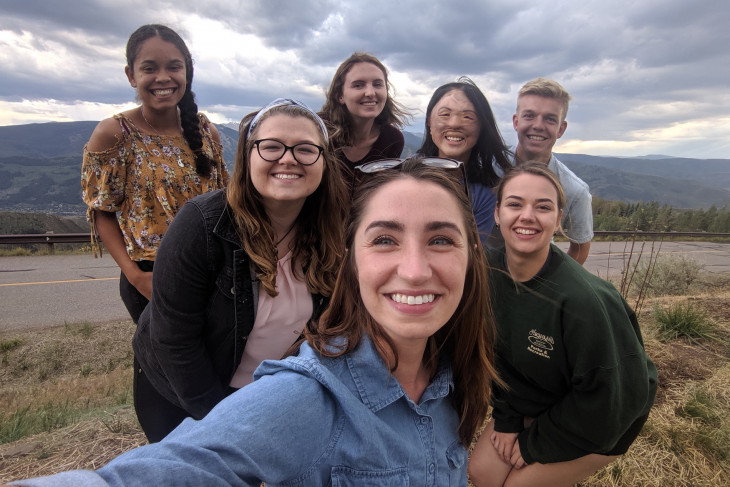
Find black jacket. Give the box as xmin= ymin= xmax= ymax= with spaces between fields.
xmin=133 ymin=189 xmax=327 ymax=419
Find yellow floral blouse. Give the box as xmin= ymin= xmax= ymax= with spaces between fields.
xmin=81 ymin=112 xmax=229 ymax=261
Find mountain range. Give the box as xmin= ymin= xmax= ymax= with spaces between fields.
xmin=0 ymin=121 xmax=729 ymax=214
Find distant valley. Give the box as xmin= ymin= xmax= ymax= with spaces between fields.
xmin=0 ymin=121 xmax=729 ymax=214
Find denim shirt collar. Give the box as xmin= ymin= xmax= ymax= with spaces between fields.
xmin=345 ymin=334 xmax=454 ymax=413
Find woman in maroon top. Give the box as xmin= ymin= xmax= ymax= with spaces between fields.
xmin=320 ymin=52 xmax=411 ymax=192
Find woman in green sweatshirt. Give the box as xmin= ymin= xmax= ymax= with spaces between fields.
xmin=468 ymin=162 xmax=657 ymax=487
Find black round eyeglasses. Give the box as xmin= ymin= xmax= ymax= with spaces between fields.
xmin=252 ymin=139 xmax=324 ymax=166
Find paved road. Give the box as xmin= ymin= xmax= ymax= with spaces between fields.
xmin=2 ymin=241 xmax=730 ymax=332
xmin=0 ymin=254 xmax=129 ymax=331
xmin=555 ymin=240 xmax=730 ymax=279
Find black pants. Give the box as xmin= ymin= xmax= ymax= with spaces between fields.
xmin=133 ymin=358 xmax=191 ymax=443
xmin=121 ymin=260 xmax=187 ymax=442
xmin=119 ymin=260 xmax=154 ymax=324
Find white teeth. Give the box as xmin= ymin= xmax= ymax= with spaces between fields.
xmin=515 ymin=228 xmax=537 ymax=235
xmin=153 ymin=89 xmax=173 ymax=96
xmin=391 ymin=293 xmax=435 ymax=305
xmin=446 ymin=136 xmax=463 ymax=142
xmin=274 ymin=174 xmax=300 ymax=179
xmin=528 ymin=135 xmax=546 ymax=141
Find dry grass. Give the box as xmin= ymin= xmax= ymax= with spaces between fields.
xmin=579 ymin=284 xmax=730 ymax=487
xmin=0 ymin=320 xmax=146 ymax=482
xmin=2 ymin=284 xmax=730 ymax=485
xmin=0 ymin=408 xmax=145 ymax=480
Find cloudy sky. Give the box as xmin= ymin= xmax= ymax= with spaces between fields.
xmin=1 ymin=0 xmax=728 ymax=159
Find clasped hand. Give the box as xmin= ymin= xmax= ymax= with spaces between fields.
xmin=490 ymin=430 xmax=526 ymax=469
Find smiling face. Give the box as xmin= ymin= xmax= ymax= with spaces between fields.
xmin=495 ymin=172 xmax=562 ymax=262
xmin=125 ymin=36 xmax=187 ymax=112
xmin=354 ymin=177 xmax=469 ymax=351
xmin=428 ymin=89 xmax=481 ymax=163
xmin=513 ymin=94 xmax=568 ymax=163
xmin=338 ymin=62 xmax=387 ymax=121
xmin=249 ymin=114 xmax=324 ymax=210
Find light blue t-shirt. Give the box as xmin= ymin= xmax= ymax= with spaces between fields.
xmin=11 ymin=336 xmax=467 ymax=487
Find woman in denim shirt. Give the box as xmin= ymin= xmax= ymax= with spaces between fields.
xmin=9 ymin=158 xmax=499 ymax=486
xmin=131 ymin=99 xmax=348 ymax=442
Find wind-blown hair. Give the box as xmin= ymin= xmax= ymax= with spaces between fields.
xmin=125 ymin=24 xmax=214 ymax=177
xmin=320 ymin=52 xmax=411 ymax=149
xmin=305 ymin=157 xmax=500 ymax=446
xmin=418 ymin=76 xmax=511 ymax=187
xmin=227 ymin=104 xmax=347 ymax=297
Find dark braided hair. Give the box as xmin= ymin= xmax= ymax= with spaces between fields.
xmin=126 ymin=24 xmax=213 ymax=177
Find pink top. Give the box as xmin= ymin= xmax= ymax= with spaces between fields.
xmin=229 ymin=250 xmax=313 ymax=388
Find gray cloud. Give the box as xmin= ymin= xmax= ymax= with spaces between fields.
xmin=0 ymin=0 xmax=728 ymax=158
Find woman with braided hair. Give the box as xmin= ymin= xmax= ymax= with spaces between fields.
xmin=81 ymin=24 xmax=228 ymax=324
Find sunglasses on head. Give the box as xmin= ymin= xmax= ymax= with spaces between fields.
xmin=353 ymin=157 xmax=469 ymax=197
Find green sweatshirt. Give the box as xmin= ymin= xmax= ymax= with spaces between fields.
xmin=487 ymin=244 xmax=657 ymax=464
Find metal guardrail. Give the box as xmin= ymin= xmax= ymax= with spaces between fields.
xmin=588 ymin=231 xmax=730 ymax=238
xmin=0 ymin=233 xmax=92 ymax=254
xmin=0 ymin=233 xmax=91 ymax=244
xmin=1 ymin=231 xmax=730 ymax=254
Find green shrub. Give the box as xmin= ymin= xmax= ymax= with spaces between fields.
xmin=0 ymin=402 xmax=79 ymax=444
xmin=633 ymin=254 xmax=705 ymax=297
xmin=679 ymin=389 xmax=723 ymax=426
xmin=0 ymin=338 xmax=23 ymax=353
xmin=655 ymin=301 xmax=717 ymax=341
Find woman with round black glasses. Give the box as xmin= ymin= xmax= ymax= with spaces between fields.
xmin=131 ymin=98 xmax=348 ymax=442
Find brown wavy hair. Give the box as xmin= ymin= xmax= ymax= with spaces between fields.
xmin=320 ymin=52 xmax=411 ymax=149
xmin=304 ymin=157 xmax=500 ymax=446
xmin=226 ymin=105 xmax=347 ymax=297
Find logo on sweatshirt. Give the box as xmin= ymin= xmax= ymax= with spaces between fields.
xmin=527 ymin=329 xmax=554 ymax=359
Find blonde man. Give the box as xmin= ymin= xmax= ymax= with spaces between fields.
xmin=496 ymin=78 xmax=593 ymax=264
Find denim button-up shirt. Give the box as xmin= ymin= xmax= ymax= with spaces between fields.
xmin=12 ymin=335 xmax=468 ymax=486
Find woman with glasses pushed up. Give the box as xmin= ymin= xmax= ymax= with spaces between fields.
xmin=418 ymin=77 xmax=512 ymax=242
xmin=320 ymin=52 xmax=411 ymax=193
xmin=131 ymin=98 xmax=348 ymax=442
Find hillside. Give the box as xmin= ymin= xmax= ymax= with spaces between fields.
xmin=564 ymin=160 xmax=730 ymax=209
xmin=557 ymin=153 xmax=730 ymax=192
xmin=1 ymin=121 xmax=730 ymax=212
xmin=0 ymin=210 xmax=87 ymax=234
xmin=0 ymin=122 xmax=238 ymax=214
